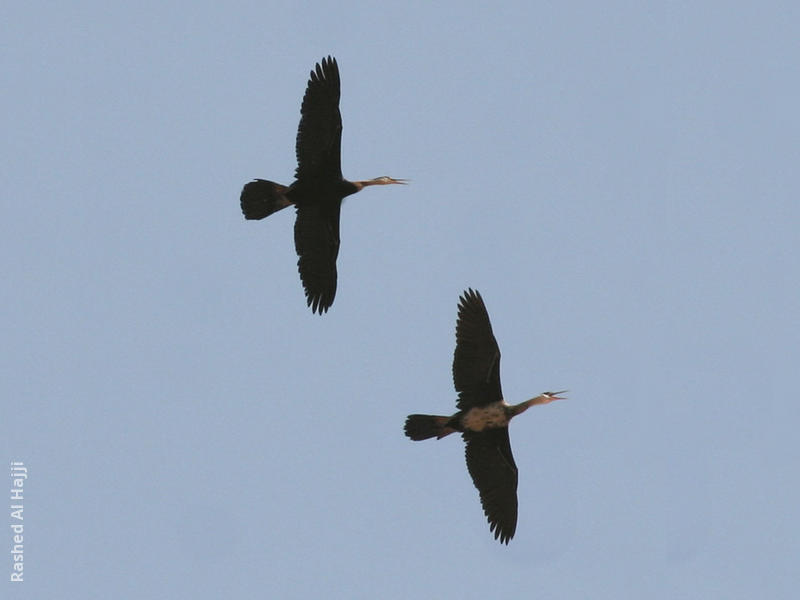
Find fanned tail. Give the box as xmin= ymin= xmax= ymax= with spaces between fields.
xmin=404 ymin=414 xmax=455 ymax=441
xmin=240 ymin=179 xmax=292 ymax=220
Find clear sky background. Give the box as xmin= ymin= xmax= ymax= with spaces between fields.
xmin=3 ymin=2 xmax=799 ymax=598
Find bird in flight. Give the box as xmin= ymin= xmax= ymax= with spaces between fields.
xmin=240 ymin=56 xmax=407 ymax=314
xmin=404 ymin=289 xmax=566 ymax=544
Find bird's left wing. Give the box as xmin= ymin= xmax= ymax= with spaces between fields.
xmin=463 ymin=428 xmax=519 ymax=544
xmin=294 ymin=201 xmax=341 ymax=314
xmin=294 ymin=56 xmax=343 ymax=182
xmin=453 ymin=289 xmax=503 ymax=410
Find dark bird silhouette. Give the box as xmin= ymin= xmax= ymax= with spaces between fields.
xmin=240 ymin=56 xmax=406 ymax=314
xmin=404 ymin=289 xmax=566 ymax=544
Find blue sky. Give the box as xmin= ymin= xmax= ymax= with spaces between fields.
xmin=3 ymin=2 xmax=799 ymax=598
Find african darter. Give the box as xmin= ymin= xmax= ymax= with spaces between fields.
xmin=240 ymin=56 xmax=406 ymax=314
xmin=404 ymin=289 xmax=566 ymax=544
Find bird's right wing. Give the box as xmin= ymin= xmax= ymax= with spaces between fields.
xmin=453 ymin=288 xmax=503 ymax=410
xmin=294 ymin=56 xmax=343 ymax=182
xmin=463 ymin=428 xmax=519 ymax=544
xmin=294 ymin=201 xmax=341 ymax=314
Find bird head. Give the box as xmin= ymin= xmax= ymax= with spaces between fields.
xmin=370 ymin=176 xmax=408 ymax=185
xmin=534 ymin=390 xmax=568 ymax=405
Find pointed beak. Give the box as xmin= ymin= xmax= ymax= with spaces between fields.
xmin=390 ymin=178 xmax=409 ymax=185
xmin=548 ymin=390 xmax=568 ymax=400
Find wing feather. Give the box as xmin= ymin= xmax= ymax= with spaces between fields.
xmin=294 ymin=201 xmax=341 ymax=314
xmin=294 ymin=56 xmax=343 ymax=182
xmin=463 ymin=429 xmax=519 ymax=544
xmin=453 ymin=289 xmax=503 ymax=410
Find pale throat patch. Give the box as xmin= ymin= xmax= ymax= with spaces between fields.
xmin=462 ymin=402 xmax=510 ymax=432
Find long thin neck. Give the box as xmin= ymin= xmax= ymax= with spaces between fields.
xmin=510 ymin=395 xmax=548 ymax=417
xmin=352 ymin=179 xmax=381 ymax=191
xmin=352 ymin=177 xmax=405 ymax=191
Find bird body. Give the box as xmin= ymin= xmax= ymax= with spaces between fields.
xmin=240 ymin=56 xmax=405 ymax=314
xmin=460 ymin=401 xmax=513 ymax=432
xmin=404 ymin=289 xmax=565 ymax=544
xmin=406 ymin=402 xmax=512 ymax=440
xmin=405 ymin=394 xmax=558 ymax=439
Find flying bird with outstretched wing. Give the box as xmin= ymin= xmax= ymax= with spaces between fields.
xmin=404 ymin=289 xmax=566 ymax=544
xmin=240 ymin=56 xmax=406 ymax=314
